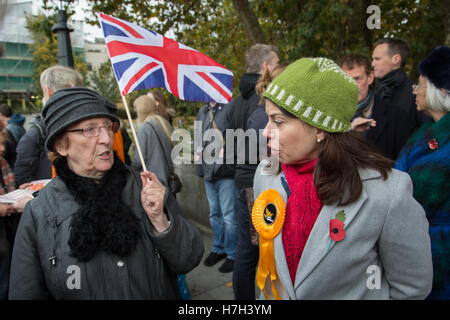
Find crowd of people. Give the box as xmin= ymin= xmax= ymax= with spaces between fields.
xmin=0 ymin=38 xmax=448 ymax=300
xmin=194 ymin=40 xmax=449 ymax=300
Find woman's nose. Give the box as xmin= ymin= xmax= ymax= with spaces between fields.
xmin=98 ymin=126 xmax=113 ymax=144
xmin=262 ymin=123 xmax=270 ymax=138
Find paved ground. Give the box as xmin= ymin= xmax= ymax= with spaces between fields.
xmin=185 ymin=221 xmax=235 ymax=300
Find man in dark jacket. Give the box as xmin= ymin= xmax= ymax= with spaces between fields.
xmin=13 ymin=65 xmax=83 ymax=185
xmin=13 ymin=115 xmax=51 ymax=186
xmin=195 ymin=102 xmax=237 ymax=273
xmin=341 ymin=53 xmax=412 ymax=160
xmin=228 ymin=44 xmax=279 ymax=300
xmin=371 ymin=38 xmax=429 ymax=135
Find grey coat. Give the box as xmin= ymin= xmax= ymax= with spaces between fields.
xmin=253 ymin=162 xmax=433 ymax=300
xmin=9 ymin=166 xmax=204 ymax=299
xmin=132 ymin=118 xmax=173 ymax=190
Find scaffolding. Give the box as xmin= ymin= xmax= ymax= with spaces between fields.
xmin=0 ymin=0 xmax=86 ymax=112
xmin=0 ymin=0 xmax=35 ymax=110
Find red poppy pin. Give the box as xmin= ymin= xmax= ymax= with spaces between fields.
xmin=328 ymin=210 xmax=346 ymax=250
xmin=428 ymin=139 xmax=438 ymax=150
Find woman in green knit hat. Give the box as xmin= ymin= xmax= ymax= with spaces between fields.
xmin=251 ymin=57 xmax=433 ymax=300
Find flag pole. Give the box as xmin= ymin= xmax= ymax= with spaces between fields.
xmin=120 ymin=93 xmax=148 ymax=172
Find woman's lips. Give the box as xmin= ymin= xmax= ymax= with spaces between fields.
xmin=98 ymin=150 xmax=111 ymax=160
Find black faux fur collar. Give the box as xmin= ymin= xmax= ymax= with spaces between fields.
xmin=54 ymin=154 xmax=140 ymax=262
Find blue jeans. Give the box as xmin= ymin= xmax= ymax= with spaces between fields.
xmin=204 ymin=178 xmax=238 ymax=260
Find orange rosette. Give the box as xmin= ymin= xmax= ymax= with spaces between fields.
xmin=252 ymin=189 xmax=286 ymax=300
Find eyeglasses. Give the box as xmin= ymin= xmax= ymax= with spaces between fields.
xmin=66 ymin=121 xmax=119 ymax=138
xmin=412 ymin=83 xmax=426 ymax=91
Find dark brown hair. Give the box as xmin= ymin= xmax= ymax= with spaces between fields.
xmin=255 ymin=63 xmax=289 ymax=104
xmin=314 ymin=132 xmax=393 ymax=206
xmin=150 ymin=89 xmax=172 ymax=109
xmin=339 ymin=53 xmax=372 ymax=76
xmin=374 ymin=38 xmax=409 ymax=68
xmin=0 ymin=103 xmax=12 ymax=117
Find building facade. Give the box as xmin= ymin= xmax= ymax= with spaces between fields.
xmin=0 ymin=0 xmax=88 ymax=110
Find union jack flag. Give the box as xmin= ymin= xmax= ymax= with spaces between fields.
xmin=98 ymin=13 xmax=233 ymax=103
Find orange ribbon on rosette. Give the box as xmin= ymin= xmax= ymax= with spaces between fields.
xmin=252 ymin=189 xmax=286 ymax=300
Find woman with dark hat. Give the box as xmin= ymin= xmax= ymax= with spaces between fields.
xmin=251 ymin=57 xmax=432 ymax=299
xmin=395 ymin=46 xmax=450 ymax=300
xmin=8 ymin=87 xmax=204 ymax=299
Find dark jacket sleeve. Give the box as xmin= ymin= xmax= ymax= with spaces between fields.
xmin=9 ymin=202 xmax=51 ymax=299
xmin=13 ymin=127 xmax=42 ymax=185
xmin=3 ymin=130 xmax=17 ymax=170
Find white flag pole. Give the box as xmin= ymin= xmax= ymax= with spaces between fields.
xmin=120 ymin=93 xmax=148 ymax=173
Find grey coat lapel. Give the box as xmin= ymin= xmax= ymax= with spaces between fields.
xmin=293 ymin=168 xmax=380 ymax=290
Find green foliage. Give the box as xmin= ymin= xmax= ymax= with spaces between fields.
xmin=83 ymin=0 xmax=447 ymax=114
xmin=252 ymin=0 xmax=447 ymax=79
xmin=88 ymin=61 xmax=121 ymax=103
xmin=25 ymin=12 xmax=89 ymax=110
xmin=116 ymin=107 xmax=136 ymax=120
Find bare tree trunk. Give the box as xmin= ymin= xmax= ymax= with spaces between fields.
xmin=361 ymin=0 xmax=374 ymax=49
xmin=231 ymin=0 xmax=265 ymax=45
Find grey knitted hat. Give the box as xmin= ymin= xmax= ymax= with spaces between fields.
xmin=42 ymin=87 xmax=120 ymax=152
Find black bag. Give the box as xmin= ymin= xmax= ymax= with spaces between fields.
xmin=168 ymin=173 xmax=183 ymax=194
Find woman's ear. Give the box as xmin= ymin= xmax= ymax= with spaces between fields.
xmin=54 ymin=139 xmax=68 ymax=157
xmin=316 ymin=129 xmax=327 ymax=143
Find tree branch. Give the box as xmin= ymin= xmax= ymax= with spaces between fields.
xmin=231 ymin=0 xmax=265 ymax=45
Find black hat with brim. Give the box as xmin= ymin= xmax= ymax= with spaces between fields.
xmin=43 ymin=87 xmax=120 ymax=152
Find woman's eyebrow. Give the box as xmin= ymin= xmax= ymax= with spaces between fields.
xmin=268 ymin=112 xmax=284 ymax=119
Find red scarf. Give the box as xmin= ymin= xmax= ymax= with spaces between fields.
xmin=281 ymin=159 xmax=323 ymax=285
xmin=0 ymin=156 xmax=15 ymax=194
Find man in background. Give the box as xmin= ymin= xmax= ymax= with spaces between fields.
xmin=228 ymin=43 xmax=279 ymax=300
xmin=372 ymin=38 xmax=429 ymax=134
xmin=341 ymin=53 xmax=412 ymax=160
xmin=13 ymin=65 xmax=83 ymax=185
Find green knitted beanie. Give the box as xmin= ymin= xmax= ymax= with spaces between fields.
xmin=263 ymin=57 xmax=358 ymax=132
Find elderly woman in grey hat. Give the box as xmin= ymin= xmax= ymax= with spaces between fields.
xmin=8 ymin=87 xmax=203 ymax=299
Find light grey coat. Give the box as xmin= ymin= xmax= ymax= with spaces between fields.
xmin=253 ymin=162 xmax=433 ymax=300
xmin=132 ymin=118 xmax=173 ymax=190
